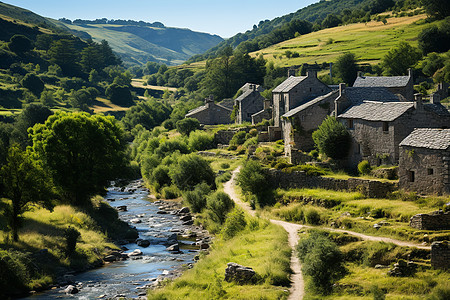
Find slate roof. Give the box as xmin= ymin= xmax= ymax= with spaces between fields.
xmin=282 ymin=90 xmax=338 ymax=118
xmin=272 ymin=76 xmax=307 ymax=93
xmin=399 ymin=128 xmax=450 ymax=150
xmin=353 ymin=75 xmax=410 ymax=88
xmin=235 ymin=90 xmax=254 ymax=102
xmin=185 ymin=103 xmax=232 ymax=117
xmin=344 ymin=87 xmax=400 ymax=104
xmin=338 ymin=101 xmax=414 ymax=121
xmin=240 ymin=83 xmax=264 ymax=93
xmin=424 ymin=103 xmax=450 ymax=117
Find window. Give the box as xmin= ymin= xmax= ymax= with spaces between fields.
xmin=408 ymin=170 xmax=415 ymax=182
xmin=427 ymin=168 xmax=434 ymax=175
xmin=347 ymin=119 xmax=354 ymax=129
xmin=309 ymin=87 xmax=312 ymax=92
xmin=382 ymin=122 xmax=389 ymax=132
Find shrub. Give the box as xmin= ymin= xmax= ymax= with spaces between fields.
xmin=170 ymin=154 xmax=215 ymax=191
xmin=21 ymin=73 xmax=44 ymax=97
xmin=248 ymin=128 xmax=258 ymax=137
xmin=188 ymin=130 xmax=214 ymax=151
xmin=152 ymin=165 xmax=172 ymax=188
xmin=221 ymin=208 xmax=247 ymax=239
xmin=312 ymin=116 xmax=351 ymax=160
xmin=220 ymin=162 xmax=230 ymax=169
xmin=206 ymin=191 xmax=234 ymax=224
xmin=237 ymin=160 xmax=274 ymax=206
xmin=176 ymin=118 xmax=200 ymax=136
xmin=183 ymin=182 xmax=211 ymax=213
xmin=64 ymin=226 xmax=81 ymax=257
xmin=215 ymin=171 xmax=232 ymax=186
xmin=358 ymin=160 xmax=372 ymax=175
xmin=230 ymin=130 xmax=247 ymax=145
xmin=162 ymin=119 xmax=174 ymax=130
xmin=297 ymin=232 xmax=346 ymax=294
xmin=161 ymin=185 xmax=180 ymax=199
xmin=304 ymin=207 xmax=321 ymax=225
xmin=243 ymin=136 xmax=258 ymax=148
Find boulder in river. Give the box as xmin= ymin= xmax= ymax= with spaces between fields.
xmin=128 ymin=249 xmax=143 ymax=257
xmin=137 ymin=239 xmax=150 ymax=247
xmin=224 ymin=262 xmax=256 ymax=284
xmin=180 ymin=215 xmax=192 ymax=222
xmin=117 ymin=205 xmax=127 ymax=212
xmin=64 ymin=285 xmax=79 ymax=294
xmin=178 ymin=207 xmax=190 ymax=214
xmin=166 ymin=243 xmax=180 ymax=252
xmin=130 ymin=218 xmax=142 ymax=224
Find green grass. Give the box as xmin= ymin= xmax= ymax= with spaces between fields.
xmin=148 ymin=217 xmax=291 ymax=300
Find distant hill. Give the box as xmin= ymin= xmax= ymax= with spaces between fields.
xmin=0 ymin=2 xmax=224 ymax=67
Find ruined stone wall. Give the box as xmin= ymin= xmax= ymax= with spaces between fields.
xmin=214 ymin=129 xmax=246 ymax=145
xmin=409 ymin=211 xmax=450 ymax=230
xmin=431 ymin=241 xmax=449 ymax=270
xmin=265 ymin=169 xmax=397 ymax=198
xmin=399 ymin=146 xmax=449 ymax=195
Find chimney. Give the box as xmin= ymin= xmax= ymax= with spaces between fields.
xmin=430 ymin=93 xmax=441 ymax=105
xmin=414 ymin=93 xmax=423 ymax=110
xmin=205 ymin=95 xmax=214 ymax=107
xmin=263 ymin=99 xmax=271 ymax=110
xmin=306 ymin=70 xmax=317 ymax=78
xmin=339 ymin=83 xmax=346 ymax=97
xmin=288 ymin=68 xmax=296 ymax=77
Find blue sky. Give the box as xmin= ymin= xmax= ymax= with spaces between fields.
xmin=4 ymin=0 xmax=317 ymax=38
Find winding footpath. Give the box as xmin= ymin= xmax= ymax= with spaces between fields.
xmin=223 ymin=167 xmax=431 ymax=300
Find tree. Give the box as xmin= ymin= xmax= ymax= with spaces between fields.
xmin=321 ymin=14 xmax=342 ymax=29
xmin=105 ymin=83 xmax=134 ymax=106
xmin=0 ymin=146 xmax=53 ymax=241
xmin=381 ymin=42 xmax=422 ymax=75
xmin=80 ymin=44 xmax=103 ymax=72
xmin=421 ymin=52 xmax=445 ymax=77
xmin=170 ymin=154 xmax=215 ymax=191
xmin=206 ymin=191 xmax=234 ymax=224
xmin=237 ymin=160 xmax=273 ymax=206
xmin=8 ymin=35 xmax=33 ymax=54
xmin=176 ymin=118 xmax=201 ymax=136
xmin=312 ymin=116 xmax=351 ymax=160
xmin=434 ymin=51 xmax=450 ymax=83
xmin=20 ymin=73 xmax=44 ymax=97
xmin=29 ymin=112 xmax=127 ymax=205
xmin=12 ymin=103 xmax=53 ymax=148
xmin=422 ymin=0 xmax=450 ymax=20
xmin=334 ymin=53 xmax=358 ymax=86
xmin=418 ymin=23 xmax=450 ymax=55
xmin=121 ymin=98 xmax=172 ymax=130
xmin=48 ymin=39 xmax=80 ymax=76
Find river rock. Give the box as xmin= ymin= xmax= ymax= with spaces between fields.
xmin=137 ymin=239 xmax=150 ymax=247
xmin=157 ymin=210 xmax=168 ymax=214
xmin=117 ymin=205 xmax=127 ymax=212
xmin=128 ymin=249 xmax=143 ymax=257
xmin=104 ymin=255 xmax=118 ymax=262
xmin=178 ymin=207 xmax=190 ymax=214
xmin=180 ymin=215 xmax=192 ymax=222
xmin=64 ymin=285 xmax=79 ymax=294
xmin=166 ymin=243 xmax=180 ymax=252
xmin=224 ymin=262 xmax=256 ymax=284
xmin=167 ymin=233 xmax=178 ymax=244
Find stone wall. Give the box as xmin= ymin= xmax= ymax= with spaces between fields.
xmin=409 ymin=210 xmax=450 ymax=230
xmin=265 ymin=169 xmax=397 ymax=198
xmin=431 ymin=241 xmax=449 ymax=270
xmin=214 ymin=129 xmax=245 ymax=145
xmin=399 ymin=146 xmax=450 ymax=195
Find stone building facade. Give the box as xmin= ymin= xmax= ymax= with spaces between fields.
xmin=337 ymin=93 xmax=450 ymax=167
xmin=185 ymin=97 xmax=232 ymax=125
xmin=282 ymin=90 xmax=338 ymax=155
xmin=235 ymin=84 xmax=266 ymax=124
xmin=399 ymin=128 xmax=450 ymax=195
xmin=353 ymin=69 xmax=414 ymax=101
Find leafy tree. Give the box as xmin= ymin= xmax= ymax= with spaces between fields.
xmin=29 ymin=112 xmax=127 ymax=205
xmin=434 ymin=51 xmax=450 ymax=82
xmin=105 ymin=83 xmax=133 ymax=106
xmin=206 ymin=191 xmax=234 ymax=224
xmin=12 ymin=103 xmax=53 ymax=148
xmin=188 ymin=130 xmax=214 ymax=151
xmin=121 ymin=98 xmax=172 ymax=130
xmin=237 ymin=160 xmax=273 ymax=206
xmin=70 ymin=88 xmax=99 ymax=110
xmin=312 ymin=116 xmax=351 ymax=160
xmin=176 ymin=118 xmax=201 ymax=136
xmin=8 ymin=35 xmax=33 ymax=54
xmin=421 ymin=52 xmax=445 ymax=77
xmin=321 ymin=14 xmax=342 ymax=28
xmin=381 ymin=42 xmax=422 ymax=75
xmin=422 ymin=0 xmax=450 ymax=20
xmin=170 ymin=154 xmax=215 ymax=191
xmin=40 ymin=90 xmax=56 ymax=107
xmin=20 ymin=73 xmax=44 ymax=96
xmin=0 ymin=146 xmax=53 ymax=241
xmin=418 ymin=22 xmax=450 ymax=55
xmin=334 ymin=53 xmax=358 ymax=86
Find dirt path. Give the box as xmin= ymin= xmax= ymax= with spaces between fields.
xmin=223 ymin=167 xmax=431 ymax=300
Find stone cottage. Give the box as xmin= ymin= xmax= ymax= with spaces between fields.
xmin=337 ymin=93 xmax=450 ymax=167
xmin=282 ymin=90 xmax=338 ymax=156
xmin=399 ymin=128 xmax=450 ymax=195
xmin=353 ymin=69 xmax=414 ymax=101
xmin=235 ymin=84 xmax=267 ymax=124
xmin=185 ymin=96 xmax=232 ymax=125
xmin=269 ymin=70 xmax=331 ymax=140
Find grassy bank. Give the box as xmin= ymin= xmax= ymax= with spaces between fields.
xmin=148 ymin=217 xmax=291 ymax=300
xmin=0 ymin=196 xmax=135 ymax=298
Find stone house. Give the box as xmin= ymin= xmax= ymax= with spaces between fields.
xmin=399 ymin=128 xmax=450 ymax=195
xmin=269 ymin=70 xmax=331 ymax=140
xmin=185 ymin=97 xmax=232 ymax=125
xmin=353 ymin=69 xmax=414 ymax=101
xmin=282 ymin=90 xmax=338 ymax=157
xmin=337 ymin=93 xmax=450 ymax=167
xmin=235 ymin=84 xmax=266 ymax=124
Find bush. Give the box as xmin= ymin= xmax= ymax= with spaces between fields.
xmin=221 ymin=208 xmax=247 ymax=239
xmin=152 ymin=165 xmax=172 ymax=188
xmin=64 ymin=226 xmax=81 ymax=257
xmin=188 ymin=130 xmax=214 ymax=151
xmin=161 ymin=185 xmax=180 ymax=199
xmin=21 ymin=73 xmax=44 ymax=97
xmin=183 ymin=182 xmax=211 ymax=213
xmin=358 ymin=160 xmax=372 ymax=175
xmin=170 ymin=154 xmax=215 ymax=190
xmin=162 ymin=119 xmax=175 ymax=130
xmin=230 ymin=130 xmax=247 ymax=145
xmin=176 ymin=118 xmax=200 ymax=136
xmin=206 ymin=191 xmax=234 ymax=224
xmin=304 ymin=207 xmax=321 ymax=225
xmin=215 ymin=171 xmax=232 ymax=186
xmin=220 ymin=162 xmax=230 ymax=169
xmin=297 ymin=232 xmax=346 ymax=294
xmin=237 ymin=160 xmax=273 ymax=206
xmin=312 ymin=116 xmax=351 ymax=160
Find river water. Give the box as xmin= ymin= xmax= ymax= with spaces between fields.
xmin=27 ymin=180 xmax=201 ymax=299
